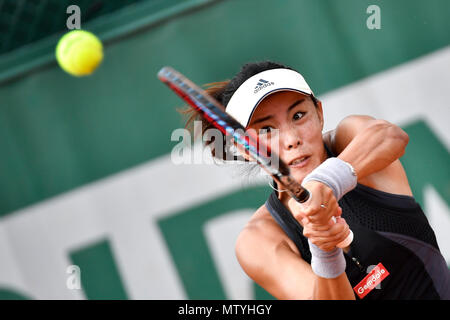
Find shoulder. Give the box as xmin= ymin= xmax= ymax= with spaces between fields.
xmin=235 ymin=205 xmax=301 ymax=274
xmin=236 ymin=204 xmax=300 ymax=255
xmin=235 ymin=205 xmax=317 ymax=299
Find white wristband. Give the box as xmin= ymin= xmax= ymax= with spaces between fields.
xmin=309 ymin=239 xmax=346 ymax=279
xmin=302 ymin=157 xmax=357 ymax=201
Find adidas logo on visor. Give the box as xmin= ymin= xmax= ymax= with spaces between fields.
xmin=254 ymin=78 xmax=274 ymax=94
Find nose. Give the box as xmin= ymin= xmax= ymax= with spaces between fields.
xmin=288 ymin=140 xmax=301 ymax=149
xmin=281 ymin=127 xmax=302 ymax=150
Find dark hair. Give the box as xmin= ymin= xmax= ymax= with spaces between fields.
xmin=178 ymin=60 xmax=296 ymax=161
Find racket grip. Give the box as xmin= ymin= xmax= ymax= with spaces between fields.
xmin=331 ymin=216 xmax=354 ymax=248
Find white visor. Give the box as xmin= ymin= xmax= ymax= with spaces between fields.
xmin=225 ymin=68 xmax=314 ymax=127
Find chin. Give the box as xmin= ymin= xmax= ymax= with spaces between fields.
xmin=289 ymin=157 xmax=320 ymax=183
xmin=291 ymin=169 xmax=309 ymax=184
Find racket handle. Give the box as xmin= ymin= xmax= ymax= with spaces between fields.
xmin=331 ymin=216 xmax=354 ymax=248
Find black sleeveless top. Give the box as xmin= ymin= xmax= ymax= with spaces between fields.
xmin=264 ymin=146 xmax=450 ymax=300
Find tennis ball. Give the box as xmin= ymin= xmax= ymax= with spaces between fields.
xmin=56 ymin=30 xmax=103 ymax=76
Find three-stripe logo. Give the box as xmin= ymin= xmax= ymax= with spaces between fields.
xmin=254 ymin=79 xmax=274 ymax=94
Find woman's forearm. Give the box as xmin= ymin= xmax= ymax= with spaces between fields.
xmin=311 ymin=273 xmax=356 ymax=300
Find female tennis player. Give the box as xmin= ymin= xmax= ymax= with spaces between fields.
xmin=181 ymin=61 xmax=450 ymax=300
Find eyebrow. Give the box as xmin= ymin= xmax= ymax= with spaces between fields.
xmin=251 ymin=98 xmax=306 ymax=125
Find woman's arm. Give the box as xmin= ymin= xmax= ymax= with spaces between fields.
xmin=235 ymin=207 xmax=355 ymax=300
xmin=328 ymin=115 xmax=409 ymax=180
xmin=324 ymin=115 xmax=412 ymax=195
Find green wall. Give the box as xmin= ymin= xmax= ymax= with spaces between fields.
xmin=1 ymin=0 xmax=449 ymax=217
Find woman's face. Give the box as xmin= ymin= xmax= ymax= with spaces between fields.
xmin=246 ymin=91 xmax=327 ymax=183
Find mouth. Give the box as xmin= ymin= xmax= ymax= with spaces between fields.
xmin=288 ymin=155 xmax=310 ymax=168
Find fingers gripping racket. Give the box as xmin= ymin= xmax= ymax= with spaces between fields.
xmin=158 ymin=66 xmax=353 ymax=248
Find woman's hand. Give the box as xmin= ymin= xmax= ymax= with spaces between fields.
xmin=288 ymin=180 xmax=341 ymax=225
xmin=302 ymin=217 xmax=350 ymax=251
xmin=287 ymin=180 xmax=350 ymax=251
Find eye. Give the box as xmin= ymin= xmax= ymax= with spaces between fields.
xmin=259 ymin=126 xmax=273 ymax=135
xmin=293 ymin=111 xmax=305 ymax=121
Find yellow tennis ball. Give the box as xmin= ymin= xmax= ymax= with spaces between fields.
xmin=56 ymin=30 xmax=103 ymax=76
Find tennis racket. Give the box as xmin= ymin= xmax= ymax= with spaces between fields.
xmin=157 ymin=66 xmax=353 ymax=248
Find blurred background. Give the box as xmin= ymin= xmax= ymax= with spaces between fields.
xmin=0 ymin=0 xmax=448 ymax=299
